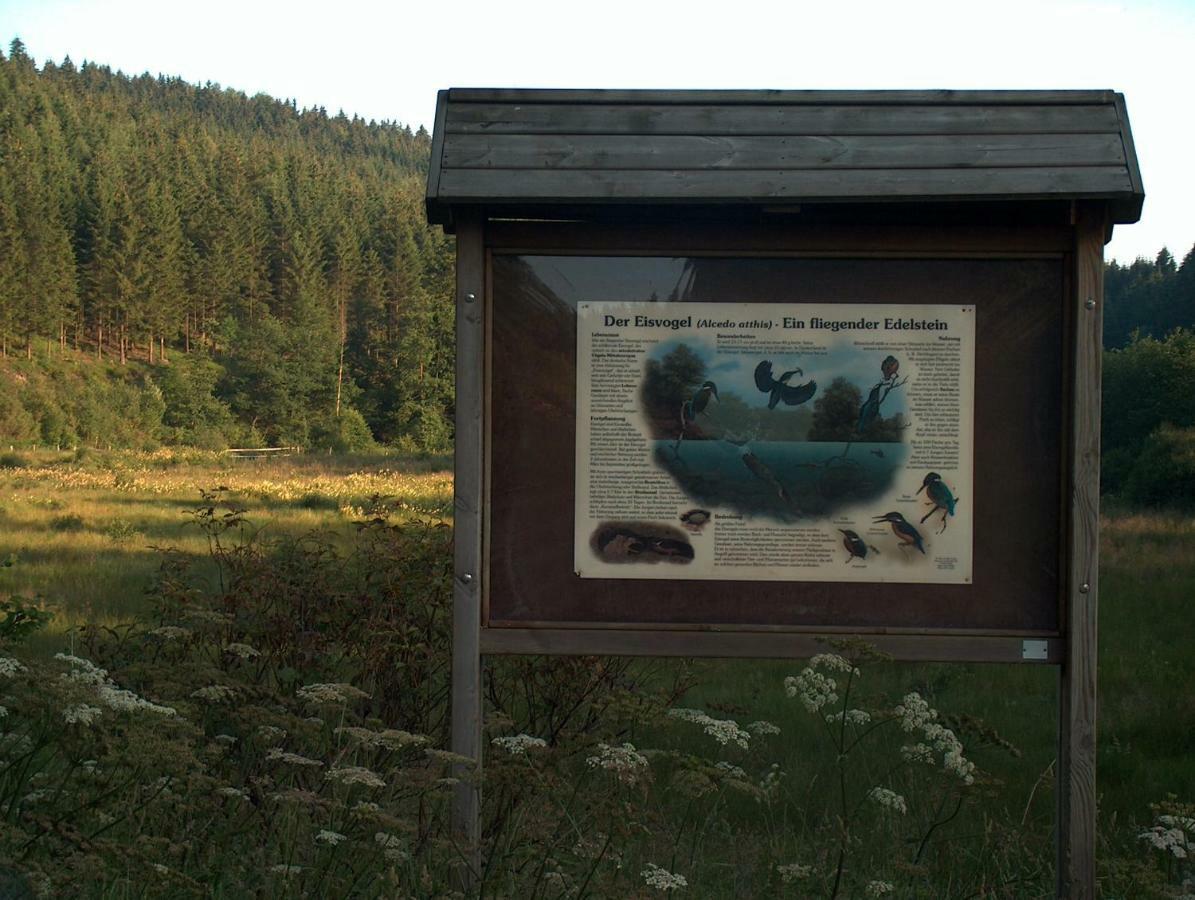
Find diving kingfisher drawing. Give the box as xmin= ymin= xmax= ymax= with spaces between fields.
xmin=872 ymin=511 xmax=926 ymax=555
xmin=917 ymin=472 xmax=958 ymax=532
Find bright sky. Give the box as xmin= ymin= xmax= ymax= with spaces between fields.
xmin=2 ymin=0 xmax=1192 ymax=263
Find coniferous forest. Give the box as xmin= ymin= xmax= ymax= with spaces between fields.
xmin=0 ymin=39 xmax=453 ymax=452
xmin=4 ymin=38 xmax=1195 ymax=465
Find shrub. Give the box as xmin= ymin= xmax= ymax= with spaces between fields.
xmin=0 ymin=451 xmax=29 ymax=469
xmin=48 ymin=513 xmax=85 ymax=532
xmin=1122 ymin=424 xmax=1195 ymax=508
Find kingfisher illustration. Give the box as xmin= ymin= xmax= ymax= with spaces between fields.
xmin=680 ymin=508 xmax=711 ymax=532
xmin=742 ymin=450 xmax=791 ymax=504
xmin=881 ymin=355 xmax=900 ymax=383
xmin=680 ymin=381 xmax=719 ymax=428
xmin=857 ymin=383 xmax=884 ymax=432
xmin=754 ymin=360 xmax=816 ymax=409
xmin=917 ymin=472 xmax=958 ymax=532
xmin=839 ymin=529 xmax=879 ymax=563
xmin=872 ymin=511 xmax=926 ymax=554
xmin=675 ymin=381 xmax=719 ymax=449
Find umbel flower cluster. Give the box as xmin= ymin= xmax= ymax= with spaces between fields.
xmin=585 ymin=742 xmax=650 ymax=785
xmin=895 ymin=692 xmax=976 ymax=785
xmin=667 ymin=707 xmax=751 ymax=749
xmin=56 ymin=653 xmax=177 ymax=719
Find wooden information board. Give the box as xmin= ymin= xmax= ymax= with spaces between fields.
xmin=427 ymin=89 xmax=1145 ymax=898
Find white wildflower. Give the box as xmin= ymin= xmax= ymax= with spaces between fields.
xmin=217 ymin=787 xmax=249 ymax=800
xmin=374 ymin=832 xmax=410 ymax=862
xmin=224 ymin=642 xmax=260 ymax=659
xmin=424 ymin=748 xmax=478 ymax=767
xmin=667 ymin=708 xmax=749 ymax=749
xmin=758 ymin=764 xmax=784 ymax=802
xmin=586 ymin=742 xmax=649 ymax=785
xmin=352 ymin=801 xmax=381 ymax=815
xmin=866 ymin=880 xmax=894 ymax=897
xmin=901 ymin=743 xmax=936 ymax=764
xmin=641 ymin=862 xmax=687 ymax=891
xmin=63 ymin=704 xmax=102 ymax=726
xmin=99 ymin=684 xmax=176 ymax=716
xmin=700 ymin=716 xmax=750 ymax=749
xmin=810 ymin=653 xmax=858 ymax=675
xmin=296 ymin=683 xmax=370 ymax=705
xmin=269 ymin=864 xmax=302 ymax=877
xmin=315 ymin=829 xmax=347 ymax=846
xmin=335 ymin=726 xmax=428 ymax=750
xmin=0 ymin=657 xmax=28 ymax=678
xmin=326 ymin=766 xmax=386 ymax=789
xmin=149 ymin=626 xmax=190 ymax=640
xmin=784 ymin=669 xmax=838 ymax=714
xmin=1140 ymin=825 xmax=1191 ymax=859
xmin=0 ymin=706 xmax=7 ymax=718
xmin=747 ymin=720 xmax=780 ymax=736
xmin=895 ymin=696 xmax=975 ymax=784
xmin=257 ymin=725 xmax=287 ymax=743
xmin=826 ymin=708 xmax=871 ymax=726
xmin=265 ymin=748 xmax=323 ymax=767
xmin=715 ymin=761 xmax=747 ymax=779
xmin=191 ymin=685 xmax=236 ymax=703
xmin=491 ymin=733 xmax=547 ymax=756
xmin=895 ymin=692 xmax=937 ymax=732
xmin=214 ymin=734 xmax=237 ymax=745
xmin=776 ymin=863 xmax=812 ymax=883
xmin=869 ymin=787 xmax=908 ymax=814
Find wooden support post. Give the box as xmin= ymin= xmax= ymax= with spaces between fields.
xmin=451 ymin=211 xmax=485 ymax=886
xmin=1058 ymin=202 xmax=1103 ymax=899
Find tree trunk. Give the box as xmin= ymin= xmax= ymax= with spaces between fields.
xmin=97 ymin=324 xmax=103 ymax=360
xmin=160 ymin=335 xmax=166 ymax=363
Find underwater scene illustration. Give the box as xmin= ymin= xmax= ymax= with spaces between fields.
xmin=643 ymin=342 xmax=910 ymax=522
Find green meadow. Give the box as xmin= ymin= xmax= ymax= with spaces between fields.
xmin=0 ymin=452 xmax=1191 ymax=897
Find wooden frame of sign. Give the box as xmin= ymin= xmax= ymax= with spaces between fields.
xmin=430 ymin=90 xmax=1143 ymax=899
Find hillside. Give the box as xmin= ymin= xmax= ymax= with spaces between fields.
xmin=0 ymin=38 xmax=453 ymax=451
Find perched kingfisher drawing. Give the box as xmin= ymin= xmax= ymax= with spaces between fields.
xmin=917 ymin=472 xmax=958 ymax=532
xmin=682 ymin=381 xmax=719 ymax=426
xmin=857 ymin=383 xmax=884 ymax=432
xmin=680 ymin=508 xmax=711 ymax=532
xmin=872 ymin=511 xmax=926 ymax=555
xmin=839 ymin=528 xmax=879 ymax=563
xmin=881 ymin=355 xmax=900 ymax=383
xmin=674 ymin=381 xmax=719 ymax=450
xmin=754 ymin=360 xmax=816 ymax=409
xmin=855 ymin=355 xmax=909 ymax=436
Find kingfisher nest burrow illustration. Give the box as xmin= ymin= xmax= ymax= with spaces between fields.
xmin=590 ymin=521 xmax=695 ymax=564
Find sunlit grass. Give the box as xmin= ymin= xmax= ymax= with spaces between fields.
xmin=0 ymin=449 xmax=453 ymax=635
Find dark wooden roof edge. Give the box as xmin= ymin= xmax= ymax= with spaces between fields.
xmin=445 ymin=88 xmax=1121 ymax=106
xmin=1114 ymin=92 xmax=1145 ymax=207
xmin=426 ymin=192 xmax=1142 ymax=230
xmin=426 ymin=90 xmax=448 ymax=203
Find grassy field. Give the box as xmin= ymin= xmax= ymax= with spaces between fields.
xmin=0 ymin=448 xmax=452 ymax=634
xmin=0 ymin=451 xmax=1191 ymax=896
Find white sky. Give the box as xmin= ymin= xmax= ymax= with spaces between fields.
xmin=2 ymin=0 xmax=1192 ymax=263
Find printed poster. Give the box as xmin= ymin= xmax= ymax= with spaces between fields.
xmin=574 ymin=302 xmax=975 ymax=583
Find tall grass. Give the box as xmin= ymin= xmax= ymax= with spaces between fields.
xmin=0 ymin=453 xmax=1191 ymax=897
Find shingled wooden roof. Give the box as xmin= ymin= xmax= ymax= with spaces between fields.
xmin=425 ymin=89 xmax=1143 ymax=227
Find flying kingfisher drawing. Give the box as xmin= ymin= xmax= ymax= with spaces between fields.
xmin=754 ymin=360 xmax=816 ymax=409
